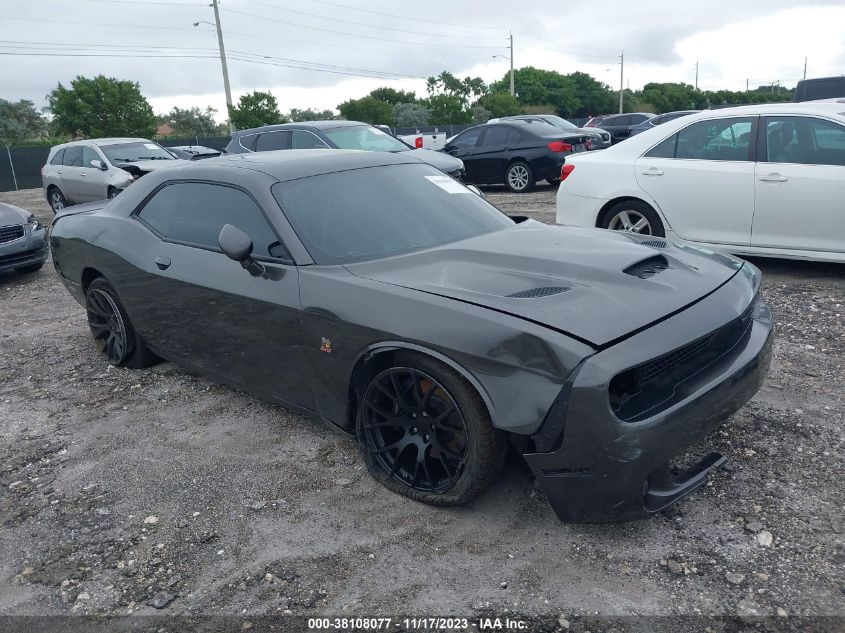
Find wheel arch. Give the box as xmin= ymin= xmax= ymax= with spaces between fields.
xmin=346 ymin=342 xmax=496 ymax=433
xmin=81 ymin=267 xmax=105 ymax=293
xmin=597 ymin=196 xmax=668 ymax=229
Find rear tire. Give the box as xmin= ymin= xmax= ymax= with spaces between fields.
xmin=107 ymin=187 xmax=120 ymax=199
xmin=85 ymin=277 xmax=159 ymax=368
xmin=505 ymin=162 xmax=535 ymax=193
xmin=48 ymin=187 xmax=67 ymax=214
xmin=600 ymin=200 xmax=665 ymax=237
xmin=357 ymin=353 xmax=507 ymax=507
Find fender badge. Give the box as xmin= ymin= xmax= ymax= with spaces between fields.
xmin=320 ymin=337 xmax=333 ymax=354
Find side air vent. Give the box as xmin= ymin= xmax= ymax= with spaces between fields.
xmin=506 ymin=286 xmax=570 ymax=299
xmin=641 ymin=239 xmax=668 ymax=249
xmin=624 ymin=255 xmax=668 ymax=279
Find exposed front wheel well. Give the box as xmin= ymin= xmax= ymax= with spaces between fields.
xmin=81 ymin=267 xmax=104 ymax=293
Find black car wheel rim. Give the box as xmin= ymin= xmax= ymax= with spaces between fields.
xmin=608 ymin=209 xmax=652 ymax=234
xmin=86 ymin=289 xmax=128 ymax=365
xmin=362 ymin=368 xmax=468 ymax=494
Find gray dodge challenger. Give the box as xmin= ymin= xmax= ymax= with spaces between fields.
xmin=49 ymin=150 xmax=774 ymax=522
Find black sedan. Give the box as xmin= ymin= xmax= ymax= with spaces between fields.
xmin=49 ymin=150 xmax=773 ymax=522
xmin=442 ymin=120 xmax=594 ymax=192
xmin=588 ymin=112 xmax=655 ymax=143
xmin=223 ymin=120 xmax=465 ymax=180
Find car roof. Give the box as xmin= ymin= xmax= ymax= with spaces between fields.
xmin=209 ymin=149 xmax=420 ymax=181
xmin=234 ymin=120 xmax=367 ymax=136
xmin=567 ymin=102 xmax=845 ymax=161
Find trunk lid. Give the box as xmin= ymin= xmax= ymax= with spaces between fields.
xmin=345 ymin=221 xmax=741 ymax=348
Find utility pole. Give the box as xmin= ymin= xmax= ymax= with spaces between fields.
xmin=746 ymin=78 xmax=749 ymax=91
xmin=618 ymin=52 xmax=624 ymax=114
xmin=803 ymin=56 xmax=807 ymax=79
xmin=509 ymin=31 xmax=514 ymax=96
xmin=695 ymin=60 xmax=699 ymax=90
xmin=211 ymin=0 xmax=234 ymax=133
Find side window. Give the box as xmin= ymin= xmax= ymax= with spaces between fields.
xmin=644 ymin=134 xmax=677 ymax=158
xmin=50 ymin=148 xmax=65 ymax=165
xmin=291 ymin=130 xmax=328 ymax=149
xmin=450 ymin=127 xmax=482 ymax=150
xmin=765 ymin=116 xmax=845 ymax=166
xmin=63 ymin=146 xmax=83 ymax=167
xmin=676 ymin=117 xmax=754 ymax=161
xmin=137 ymin=182 xmax=289 ymax=260
xmin=506 ymin=128 xmax=523 ymax=145
xmin=82 ymin=146 xmax=100 ymax=168
xmin=480 ymin=126 xmax=509 ymax=147
xmin=239 ymin=134 xmax=258 ymax=151
xmin=256 ymin=131 xmax=290 ymax=152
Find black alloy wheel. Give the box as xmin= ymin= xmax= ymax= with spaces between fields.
xmin=362 ymin=367 xmax=469 ymax=494
xmin=86 ymin=287 xmax=129 ymax=365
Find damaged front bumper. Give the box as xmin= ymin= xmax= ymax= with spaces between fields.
xmin=524 ymin=265 xmax=774 ymax=523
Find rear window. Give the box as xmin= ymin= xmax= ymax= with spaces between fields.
xmin=271 ymin=164 xmax=513 ymax=265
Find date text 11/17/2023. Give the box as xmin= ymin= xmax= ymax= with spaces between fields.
xmin=307 ymin=617 xmax=529 ymax=630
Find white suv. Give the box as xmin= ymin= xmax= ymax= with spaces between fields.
xmin=42 ymin=138 xmax=187 ymax=213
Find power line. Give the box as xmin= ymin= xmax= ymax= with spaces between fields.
xmin=305 ymin=0 xmax=502 ymax=31
xmin=241 ymin=0 xmax=504 ymax=41
xmin=221 ymin=7 xmax=506 ymax=50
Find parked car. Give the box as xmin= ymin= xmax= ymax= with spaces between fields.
xmin=223 ymin=121 xmax=464 ymax=179
xmin=165 ymin=145 xmax=221 ymax=160
xmin=443 ymin=120 xmax=594 ymax=192
xmin=590 ymin=112 xmax=655 ymax=143
xmin=0 ymin=203 xmax=47 ymax=275
xmin=42 ymin=138 xmax=188 ymax=213
xmin=555 ymin=102 xmax=845 ymax=263
xmin=793 ymin=76 xmax=845 ymax=102
xmin=49 ymin=149 xmax=773 ymax=522
xmin=488 ymin=114 xmax=611 ymax=149
xmin=584 ymin=115 xmax=609 ymax=127
xmin=629 ymin=110 xmax=699 ymax=136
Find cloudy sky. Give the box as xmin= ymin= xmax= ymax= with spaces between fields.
xmin=2 ymin=0 xmax=844 ymax=121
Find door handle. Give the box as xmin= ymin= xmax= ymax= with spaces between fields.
xmin=154 ymin=256 xmax=171 ymax=270
xmin=759 ymin=173 xmax=788 ymax=182
xmin=57 ymin=169 xmax=63 ymax=174
xmin=80 ymin=172 xmax=87 ymax=177
xmin=641 ymin=168 xmax=664 ymax=176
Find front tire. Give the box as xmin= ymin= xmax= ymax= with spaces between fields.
xmin=48 ymin=187 xmax=67 ymax=214
xmin=600 ymin=200 xmax=665 ymax=237
xmin=85 ymin=277 xmax=158 ymax=368
xmin=357 ymin=354 xmax=506 ymax=506
xmin=505 ymin=162 xmax=535 ymax=193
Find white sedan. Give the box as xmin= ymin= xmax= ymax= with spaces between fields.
xmin=555 ymin=102 xmax=845 ymax=263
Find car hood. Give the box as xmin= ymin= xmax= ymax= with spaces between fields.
xmin=0 ymin=202 xmax=30 ymax=225
xmin=117 ymin=159 xmax=191 ymax=173
xmin=400 ymin=148 xmax=463 ymax=173
xmin=345 ymin=221 xmax=743 ymax=348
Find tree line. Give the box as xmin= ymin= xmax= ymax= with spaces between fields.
xmin=0 ymin=70 xmax=796 ymax=145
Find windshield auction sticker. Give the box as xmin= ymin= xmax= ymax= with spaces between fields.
xmin=425 ymin=175 xmax=470 ymax=194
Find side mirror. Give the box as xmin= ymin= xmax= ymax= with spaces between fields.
xmin=90 ymin=159 xmax=106 ymax=170
xmin=219 ymin=223 xmax=265 ymax=277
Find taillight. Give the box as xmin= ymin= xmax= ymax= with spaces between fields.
xmin=41 ymin=166 xmax=46 ymax=176
xmin=560 ymin=164 xmax=575 ymax=182
xmin=414 ymin=136 xmax=423 ymax=149
xmin=547 ymin=140 xmax=572 ymax=153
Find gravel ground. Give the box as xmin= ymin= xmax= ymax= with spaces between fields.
xmin=0 ymin=186 xmax=843 ymax=631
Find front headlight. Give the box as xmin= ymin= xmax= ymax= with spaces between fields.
xmin=28 ymin=216 xmax=42 ymax=232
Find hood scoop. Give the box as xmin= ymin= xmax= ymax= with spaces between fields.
xmin=506 ymin=286 xmax=570 ymax=299
xmin=640 ymin=239 xmax=668 ymax=249
xmin=624 ymin=255 xmax=669 ymax=279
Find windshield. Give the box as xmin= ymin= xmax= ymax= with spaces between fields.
xmin=272 ymin=164 xmax=514 ymax=265
xmin=541 ymin=115 xmax=578 ymax=130
xmin=101 ymin=141 xmax=175 ymax=163
xmin=323 ymin=125 xmax=410 ymax=152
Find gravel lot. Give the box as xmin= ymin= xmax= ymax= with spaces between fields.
xmin=0 ymin=185 xmax=843 ymax=631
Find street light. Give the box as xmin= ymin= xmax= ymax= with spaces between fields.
xmin=193 ymin=0 xmax=234 ymax=133
xmin=492 ymin=34 xmax=514 ymax=97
